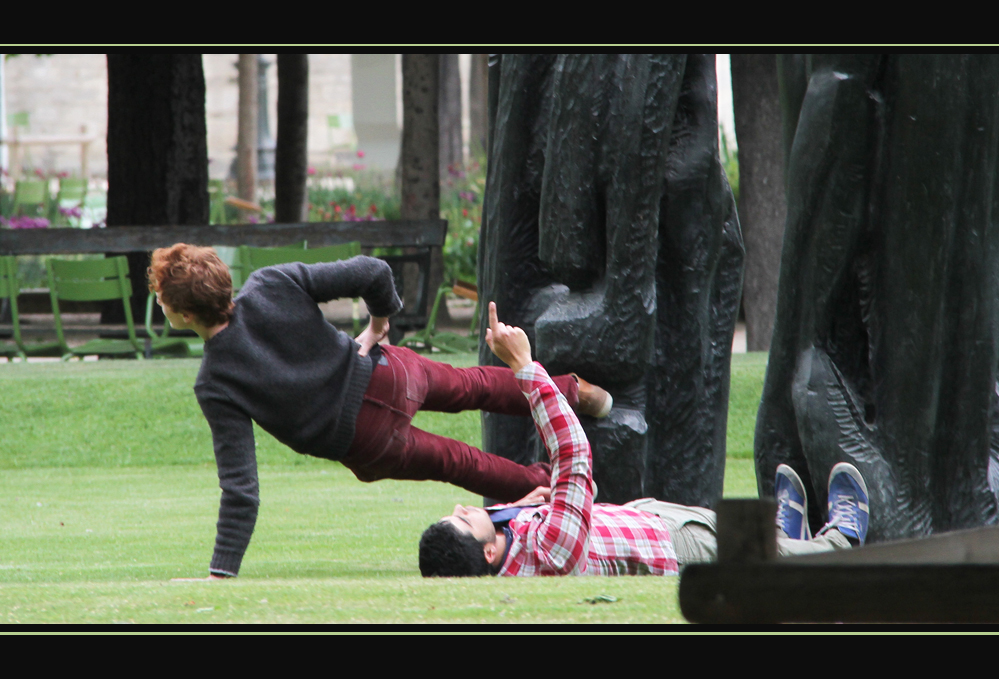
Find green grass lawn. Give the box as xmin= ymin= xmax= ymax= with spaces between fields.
xmin=0 ymin=352 xmax=767 ymax=625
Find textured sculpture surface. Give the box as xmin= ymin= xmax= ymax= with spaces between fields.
xmin=756 ymin=55 xmax=999 ymax=541
xmin=479 ymin=54 xmax=744 ymax=506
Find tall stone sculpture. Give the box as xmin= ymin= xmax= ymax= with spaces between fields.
xmin=756 ymin=54 xmax=999 ymax=542
xmin=479 ymin=54 xmax=744 ymax=506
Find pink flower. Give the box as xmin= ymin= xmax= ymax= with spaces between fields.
xmin=352 ymin=163 xmax=366 ymax=171
xmin=357 ymin=150 xmax=365 ymax=158
xmin=307 ymin=166 xmax=317 ymax=176
xmin=1 ymin=216 xmax=49 ymax=229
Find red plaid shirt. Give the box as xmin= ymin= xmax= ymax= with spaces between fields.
xmin=496 ymin=363 xmax=679 ymax=576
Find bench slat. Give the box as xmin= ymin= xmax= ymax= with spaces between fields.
xmin=0 ymin=220 xmax=447 ymax=254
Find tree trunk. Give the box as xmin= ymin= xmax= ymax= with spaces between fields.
xmin=436 ymin=54 xmax=461 ymax=324
xmin=468 ymin=53 xmax=489 ymax=157
xmin=105 ymin=54 xmax=209 ymax=324
xmin=236 ymin=54 xmax=258 ymax=220
xmin=439 ymin=53 xmax=463 ymax=178
xmin=731 ymin=54 xmax=786 ymax=352
xmin=275 ymin=54 xmax=309 ymax=223
xmin=401 ymin=54 xmax=443 ymax=317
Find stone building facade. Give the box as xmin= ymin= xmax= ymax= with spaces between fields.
xmin=1 ymin=53 xmax=437 ymax=179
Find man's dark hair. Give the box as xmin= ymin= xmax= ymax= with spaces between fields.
xmin=419 ymin=522 xmax=493 ymax=577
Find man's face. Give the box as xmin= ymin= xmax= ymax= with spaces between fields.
xmin=440 ymin=504 xmax=495 ymax=544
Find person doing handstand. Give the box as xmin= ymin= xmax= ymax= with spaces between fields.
xmin=149 ymin=244 xmax=612 ymax=579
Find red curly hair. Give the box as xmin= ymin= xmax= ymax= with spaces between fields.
xmin=148 ymin=244 xmax=234 ymax=327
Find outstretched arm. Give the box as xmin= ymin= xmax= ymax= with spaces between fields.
xmin=487 ymin=301 xmax=593 ymax=575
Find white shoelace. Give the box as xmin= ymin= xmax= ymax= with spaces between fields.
xmin=776 ymin=488 xmax=805 ymax=534
xmin=828 ymin=491 xmax=868 ymax=534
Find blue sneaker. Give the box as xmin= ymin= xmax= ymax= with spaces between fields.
xmin=775 ymin=464 xmax=811 ymax=540
xmin=821 ymin=462 xmax=870 ymax=546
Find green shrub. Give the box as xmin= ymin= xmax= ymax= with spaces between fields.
xmin=439 ymin=155 xmax=485 ymax=284
xmin=720 ymin=133 xmax=739 ymax=204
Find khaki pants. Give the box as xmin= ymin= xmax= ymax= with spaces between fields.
xmin=624 ymin=498 xmax=852 ymax=567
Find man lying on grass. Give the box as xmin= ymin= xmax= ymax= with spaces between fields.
xmin=419 ymin=305 xmax=871 ymax=576
xmin=149 ymin=244 xmax=612 ymax=579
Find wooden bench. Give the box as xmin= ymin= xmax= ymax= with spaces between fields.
xmin=0 ymin=220 xmax=447 ymax=341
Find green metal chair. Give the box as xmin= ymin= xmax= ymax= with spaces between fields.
xmin=46 ymin=256 xmax=149 ymax=360
xmin=229 ymin=240 xmax=307 ymax=293
xmin=397 ymin=280 xmax=479 ymax=354
xmin=240 ymin=242 xmax=360 ymax=272
xmin=144 ymin=292 xmax=204 ymax=358
xmin=209 ymin=179 xmax=228 ymax=225
xmin=50 ymin=177 xmax=88 ymax=227
xmin=0 ymin=256 xmax=63 ymax=361
xmin=12 ymin=179 xmax=49 ymax=218
xmin=240 ymin=242 xmax=363 ymax=333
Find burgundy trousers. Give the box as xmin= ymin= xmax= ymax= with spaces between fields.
xmin=341 ymin=344 xmax=579 ymax=502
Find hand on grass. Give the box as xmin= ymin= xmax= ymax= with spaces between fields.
xmin=485 ymin=302 xmax=533 ymax=373
xmin=356 ymin=316 xmax=390 ymax=357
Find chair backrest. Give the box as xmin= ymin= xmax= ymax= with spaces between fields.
xmin=242 ymin=241 xmax=361 ymax=274
xmin=46 ymin=256 xmax=139 ymax=350
xmin=0 ymin=256 xmax=25 ymax=348
xmin=13 ymin=179 xmax=49 ymax=216
xmin=0 ymin=256 xmax=15 ymax=301
xmin=231 ymin=242 xmax=306 ymax=291
xmin=209 ymin=179 xmax=227 ymax=225
xmin=56 ymin=177 xmax=88 ymax=204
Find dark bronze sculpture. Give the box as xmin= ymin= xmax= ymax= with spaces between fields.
xmin=756 ymin=55 xmax=999 ymax=541
xmin=479 ymin=54 xmax=744 ymax=506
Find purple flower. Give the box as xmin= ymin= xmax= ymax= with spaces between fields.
xmin=459 ymin=191 xmax=477 ymax=203
xmin=1 ymin=215 xmax=49 ymax=229
xmin=59 ymin=206 xmax=83 ymax=218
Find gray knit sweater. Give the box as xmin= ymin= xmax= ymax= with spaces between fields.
xmin=195 ymin=256 xmax=403 ymax=576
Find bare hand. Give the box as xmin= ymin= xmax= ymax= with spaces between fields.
xmin=356 ymin=316 xmax=390 ymax=357
xmin=485 ymin=302 xmax=533 ymax=373
xmin=170 ymin=574 xmax=228 ymax=582
xmin=511 ymin=486 xmax=551 ymax=506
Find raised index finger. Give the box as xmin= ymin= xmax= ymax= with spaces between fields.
xmin=489 ymin=301 xmax=499 ymax=333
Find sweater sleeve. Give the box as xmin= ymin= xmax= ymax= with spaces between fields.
xmin=196 ymin=389 xmax=260 ymax=577
xmin=274 ymin=255 xmax=403 ymax=318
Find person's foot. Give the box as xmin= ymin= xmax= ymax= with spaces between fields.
xmin=571 ymin=374 xmax=613 ymax=418
xmin=775 ymin=464 xmax=811 ymax=540
xmin=819 ymin=462 xmax=870 ymax=546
